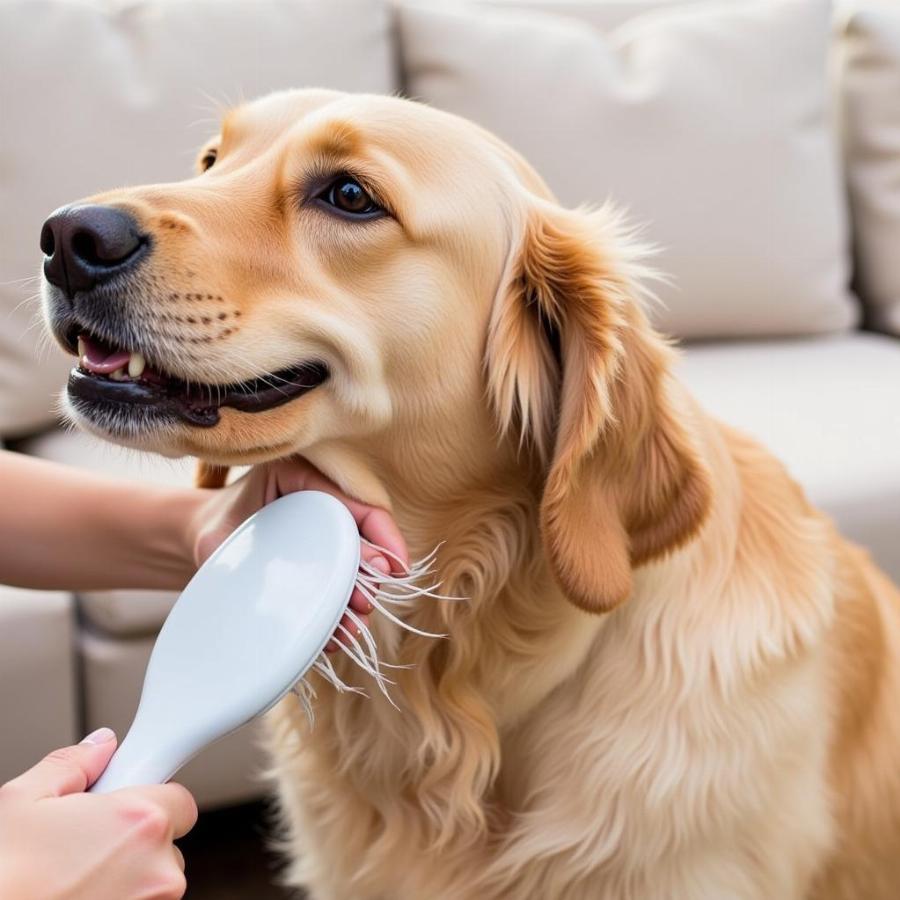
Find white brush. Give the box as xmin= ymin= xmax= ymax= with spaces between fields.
xmin=91 ymin=490 xmax=365 ymax=793
xmin=90 ymin=489 xmax=457 ymax=793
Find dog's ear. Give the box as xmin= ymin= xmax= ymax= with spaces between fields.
xmin=486 ymin=200 xmax=710 ymax=613
xmin=195 ymin=462 xmax=230 ymax=489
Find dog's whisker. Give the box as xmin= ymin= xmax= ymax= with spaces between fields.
xmin=8 ymin=291 xmax=43 ymax=318
xmin=0 ymin=273 xmax=42 ymax=289
xmin=195 ymin=87 xmax=230 ymax=119
xmin=203 ymin=350 xmax=297 ymax=398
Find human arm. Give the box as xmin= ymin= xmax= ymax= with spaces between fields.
xmin=0 ymin=450 xmax=198 ymax=591
xmin=0 ymin=451 xmax=408 ymax=633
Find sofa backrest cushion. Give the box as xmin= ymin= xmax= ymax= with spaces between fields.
xmin=0 ymin=0 xmax=396 ymax=438
xmin=838 ymin=1 xmax=900 ymax=335
xmin=398 ymin=0 xmax=859 ymax=341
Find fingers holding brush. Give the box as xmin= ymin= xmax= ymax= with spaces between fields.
xmin=191 ymin=457 xmax=409 ymax=574
xmin=263 ymin=457 xmax=409 ymax=653
xmin=272 ymin=462 xmax=409 ymax=575
xmin=188 ymin=454 xmax=410 ymax=655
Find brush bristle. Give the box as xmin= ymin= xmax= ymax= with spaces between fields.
xmin=290 ymin=541 xmax=462 ymax=718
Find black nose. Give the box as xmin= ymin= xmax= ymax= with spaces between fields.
xmin=40 ymin=205 xmax=146 ymax=298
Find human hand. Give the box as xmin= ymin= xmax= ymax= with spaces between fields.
xmin=189 ymin=458 xmax=409 ymax=650
xmin=0 ymin=728 xmax=197 ymax=900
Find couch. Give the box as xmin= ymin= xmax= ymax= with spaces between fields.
xmin=1 ymin=0 xmax=898 ymax=810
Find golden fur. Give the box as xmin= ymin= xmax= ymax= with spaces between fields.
xmin=63 ymin=90 xmax=900 ymax=898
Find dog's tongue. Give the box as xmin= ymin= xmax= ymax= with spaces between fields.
xmin=79 ymin=334 xmax=131 ymax=375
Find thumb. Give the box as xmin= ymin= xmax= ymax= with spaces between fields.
xmin=4 ymin=728 xmax=117 ymax=799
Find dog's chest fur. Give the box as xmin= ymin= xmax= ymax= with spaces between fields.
xmin=265 ymin=525 xmax=837 ymax=900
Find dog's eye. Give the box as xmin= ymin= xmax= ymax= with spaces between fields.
xmin=321 ymin=177 xmax=382 ymax=217
xmin=200 ymin=149 xmax=218 ymax=172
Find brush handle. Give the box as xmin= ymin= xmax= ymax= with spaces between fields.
xmin=87 ymin=491 xmax=361 ymax=794
xmin=90 ymin=719 xmax=197 ymax=793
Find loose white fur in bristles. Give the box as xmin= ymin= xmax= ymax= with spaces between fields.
xmin=290 ymin=539 xmax=462 ymax=720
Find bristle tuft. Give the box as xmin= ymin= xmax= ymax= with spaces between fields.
xmin=294 ymin=542 xmax=465 ymax=713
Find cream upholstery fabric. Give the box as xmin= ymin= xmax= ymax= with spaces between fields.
xmin=478 ymin=0 xmax=677 ymax=30
xmin=0 ymin=0 xmax=396 ymax=437
xmin=81 ymin=629 xmax=265 ymax=809
xmin=398 ymin=0 xmax=858 ymax=340
xmin=680 ymin=333 xmax=900 ymax=583
xmin=838 ymin=2 xmax=900 ymax=334
xmin=0 ymin=587 xmax=78 ymax=782
xmin=79 ymin=589 xmax=178 ymax=639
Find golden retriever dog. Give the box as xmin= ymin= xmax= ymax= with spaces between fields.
xmin=41 ymin=89 xmax=900 ymax=899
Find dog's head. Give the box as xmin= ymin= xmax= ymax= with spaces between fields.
xmin=41 ymin=89 xmax=709 ymax=611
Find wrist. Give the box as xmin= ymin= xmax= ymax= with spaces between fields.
xmin=145 ymin=487 xmax=206 ymax=590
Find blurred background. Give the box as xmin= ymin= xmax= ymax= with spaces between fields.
xmin=1 ymin=0 xmax=898 ymax=896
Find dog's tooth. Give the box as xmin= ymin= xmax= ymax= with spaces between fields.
xmin=128 ymin=351 xmax=146 ymax=378
xmin=77 ymin=337 xmax=86 ymax=360
xmin=109 ymin=367 xmax=128 ymax=382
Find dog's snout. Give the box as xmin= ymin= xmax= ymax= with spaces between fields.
xmin=41 ymin=205 xmax=147 ymax=298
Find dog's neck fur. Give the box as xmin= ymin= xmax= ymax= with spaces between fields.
xmin=271 ymin=373 xmax=844 ymax=900
xmin=302 ymin=412 xmax=614 ymax=829
xmin=295 ymin=304 xmax=828 ymax=862
xmin=299 ymin=405 xmax=591 ymax=826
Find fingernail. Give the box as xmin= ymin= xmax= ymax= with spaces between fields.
xmin=372 ymin=556 xmax=390 ymax=576
xmin=80 ymin=727 xmax=116 ymax=745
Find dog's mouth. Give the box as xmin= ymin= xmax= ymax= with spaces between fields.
xmin=66 ymin=328 xmax=329 ymax=428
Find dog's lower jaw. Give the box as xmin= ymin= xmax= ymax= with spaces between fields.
xmin=62 ymin=394 xmax=183 ymax=456
xmin=300 ymin=443 xmax=395 ymax=512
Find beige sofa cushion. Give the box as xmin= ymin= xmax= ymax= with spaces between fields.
xmin=0 ymin=0 xmax=396 ymax=438
xmin=398 ymin=0 xmax=858 ymax=340
xmin=838 ymin=2 xmax=900 ymax=334
xmin=679 ymin=333 xmax=900 ymax=584
xmin=0 ymin=587 xmax=78 ymax=782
